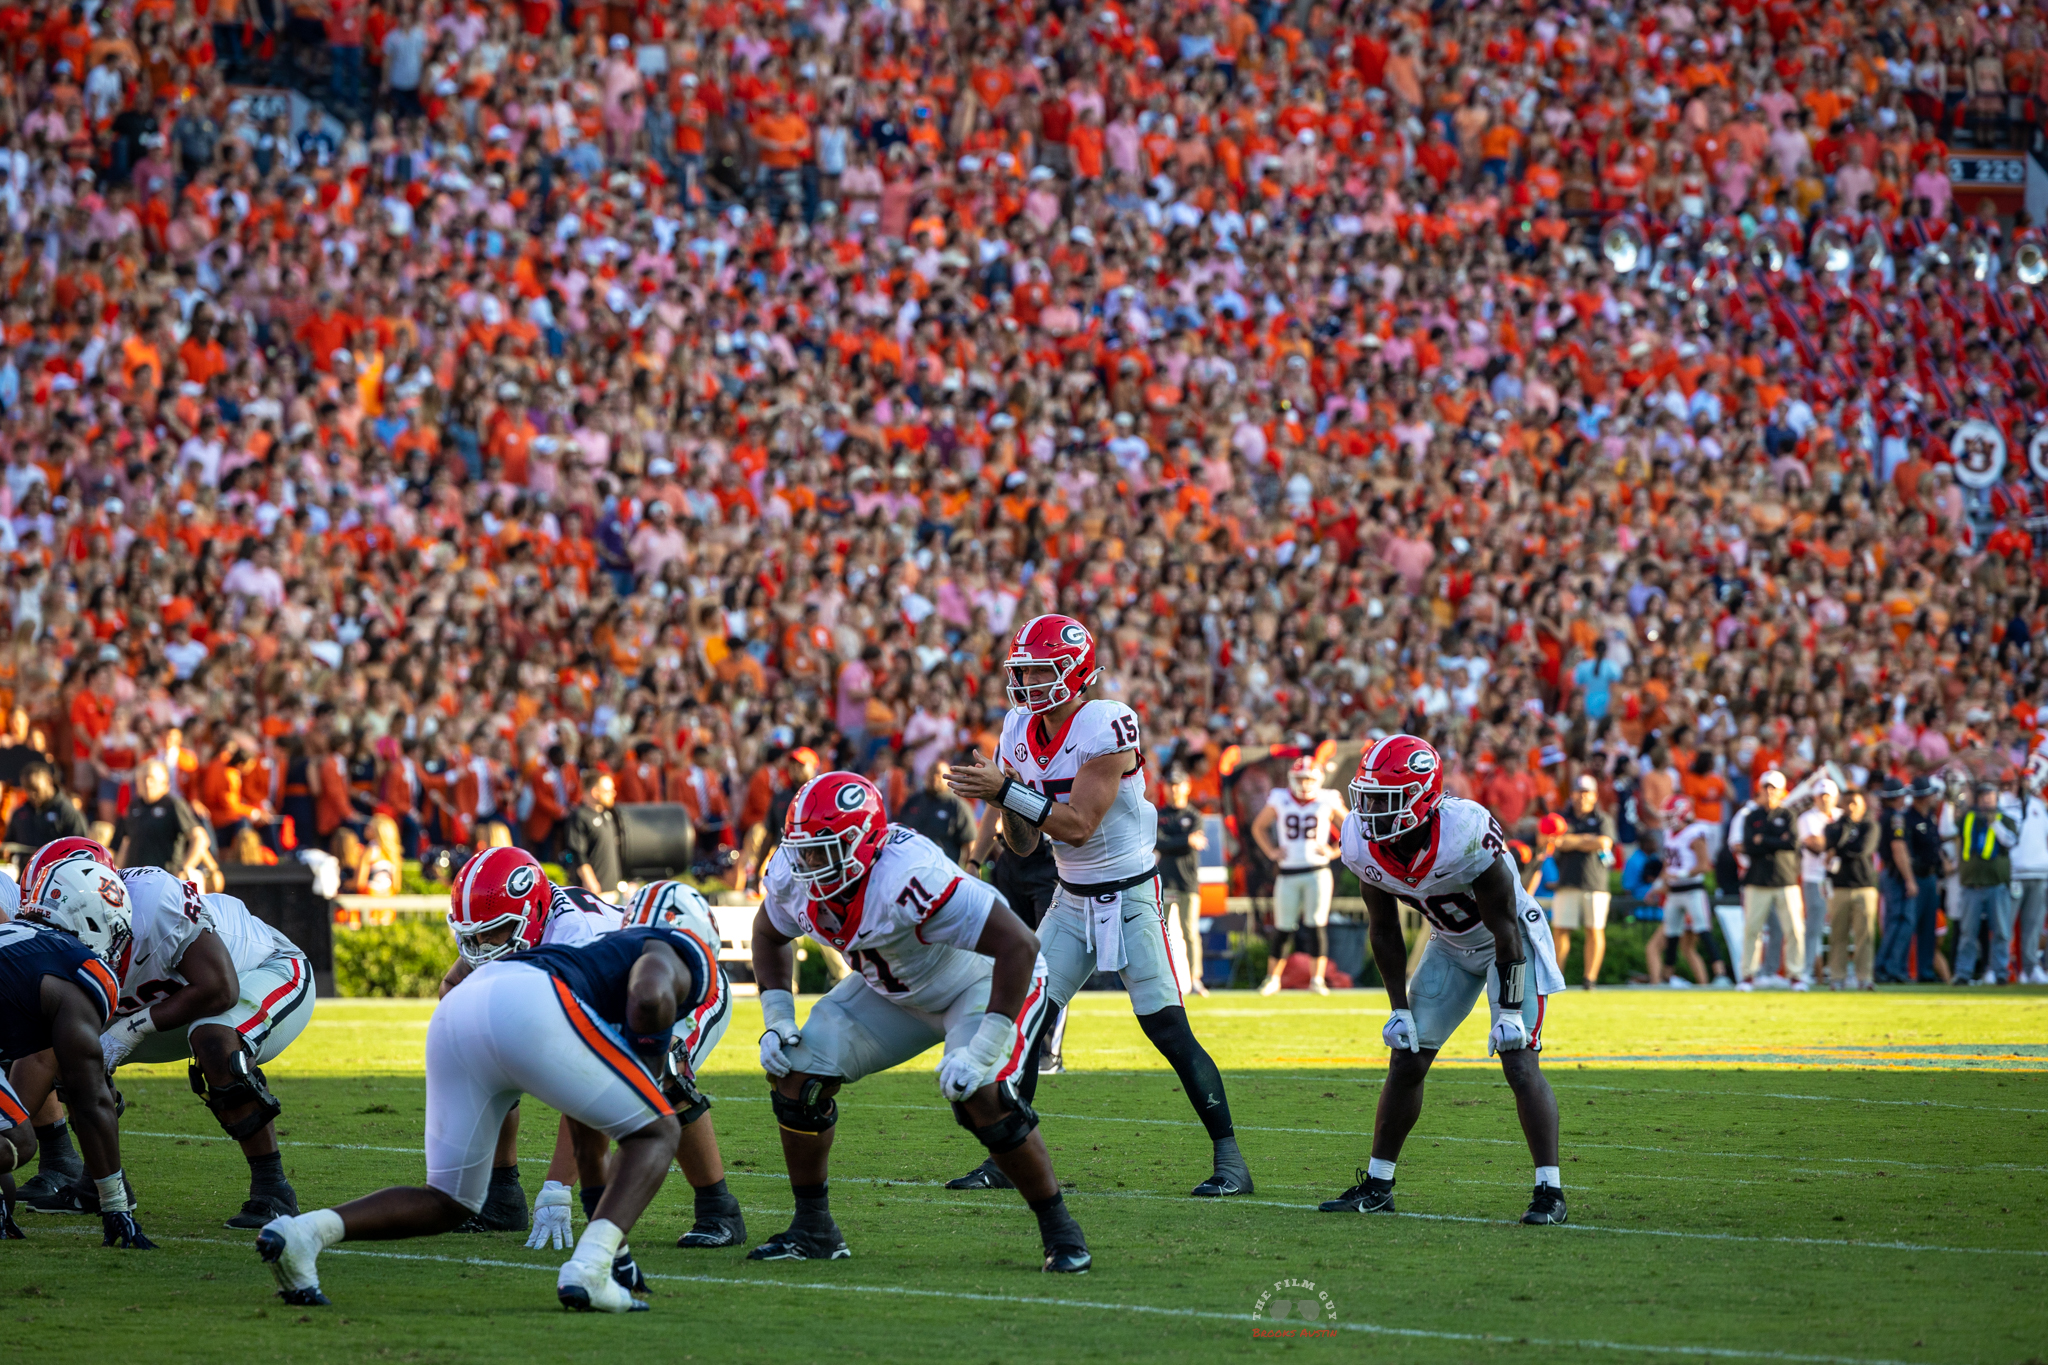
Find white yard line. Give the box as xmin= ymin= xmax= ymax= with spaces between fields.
xmin=126 ymin=1232 xmax=1917 ymax=1365
xmin=114 ymin=1130 xmax=2044 ymax=1258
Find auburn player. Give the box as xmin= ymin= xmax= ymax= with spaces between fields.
xmin=0 ymin=872 xmax=154 ymax=1247
xmin=948 ymin=615 xmax=1252 ymax=1197
xmin=1320 ymin=735 xmax=1568 ymax=1225
xmin=258 ymin=891 xmax=714 ymax=1313
xmin=1251 ymin=756 xmax=1347 ymax=995
xmin=6 ymin=837 xmax=111 ymax=1211
xmin=519 ymin=879 xmax=744 ymax=1255
xmin=750 ymin=772 xmax=1089 ymax=1272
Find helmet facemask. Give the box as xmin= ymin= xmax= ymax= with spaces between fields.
xmin=785 ymin=812 xmax=875 ymax=901
xmin=1348 ymin=775 xmax=1427 ymax=843
xmin=1005 ymin=656 xmax=1079 ymax=714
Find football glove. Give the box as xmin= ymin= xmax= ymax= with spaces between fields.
xmin=1382 ymin=1008 xmax=1420 ymax=1053
xmin=101 ymin=1211 xmax=156 ymax=1249
xmin=758 ymin=988 xmax=800 ymax=1078
xmin=937 ymin=1011 xmax=1015 ymax=1102
xmin=1488 ymin=1013 xmax=1531 ymax=1056
xmin=100 ymin=1009 xmax=156 ymax=1074
xmin=526 ymin=1180 xmax=574 ymax=1250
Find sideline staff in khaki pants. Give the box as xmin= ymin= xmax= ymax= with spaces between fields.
xmin=1739 ymin=770 xmax=1807 ymax=988
xmin=1825 ymin=789 xmax=1883 ymax=988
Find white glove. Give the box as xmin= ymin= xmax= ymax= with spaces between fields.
xmin=1382 ymin=1008 xmax=1420 ymax=1053
xmin=526 ymin=1180 xmax=573 ymax=1250
xmin=1489 ymin=1013 xmax=1531 ymax=1056
xmin=100 ymin=1009 xmax=156 ymax=1074
xmin=758 ymin=989 xmax=800 ymax=1078
xmin=937 ymin=1011 xmax=1015 ymax=1102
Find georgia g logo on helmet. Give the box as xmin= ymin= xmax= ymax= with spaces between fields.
xmin=835 ymin=782 xmax=869 ymax=812
xmin=505 ymin=863 xmax=537 ymax=899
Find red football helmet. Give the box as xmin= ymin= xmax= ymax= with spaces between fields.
xmin=23 ymin=836 xmax=114 ymax=904
xmin=1004 ymin=614 xmax=1099 ymax=714
xmin=448 ymin=846 xmax=551 ymax=966
xmin=1288 ymin=755 xmax=1322 ymax=798
xmin=1348 ymin=735 xmax=1444 ymax=843
xmin=782 ymin=772 xmax=888 ymax=901
xmin=1662 ymin=794 xmax=1695 ymax=832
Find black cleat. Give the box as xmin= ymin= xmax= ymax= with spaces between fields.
xmin=677 ymin=1210 xmax=747 ymax=1249
xmin=16 ymin=1166 xmax=90 ymax=1214
xmin=277 ymin=1286 xmax=331 ymax=1307
xmin=1521 ymin=1185 xmax=1568 ymax=1225
xmin=611 ymin=1246 xmax=649 ymax=1293
xmin=0 ymin=1199 xmax=22 ymax=1239
xmin=1319 ymin=1170 xmax=1396 ymax=1213
xmin=227 ymin=1184 xmax=300 ymax=1230
xmin=945 ymin=1159 xmax=1016 ymax=1191
xmin=1042 ymin=1243 xmax=1092 ymax=1273
xmin=454 ymin=1175 xmax=528 ymax=1233
xmin=747 ymin=1226 xmax=851 ymax=1261
xmin=1191 ymin=1160 xmax=1254 ymax=1198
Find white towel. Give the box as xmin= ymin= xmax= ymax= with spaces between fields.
xmin=1085 ymin=892 xmax=1128 ymax=975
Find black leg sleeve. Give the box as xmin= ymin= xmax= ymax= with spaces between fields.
xmin=1014 ymin=1005 xmax=1060 ymax=1107
xmin=1137 ymin=1006 xmax=1234 ymax=1139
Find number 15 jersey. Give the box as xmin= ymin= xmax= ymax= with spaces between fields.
xmin=761 ymin=827 xmax=998 ymax=1012
xmin=999 ymin=699 xmax=1156 ymax=885
xmin=1339 ymin=795 xmax=1566 ymax=991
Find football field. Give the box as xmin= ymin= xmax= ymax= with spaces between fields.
xmin=9 ymin=987 xmax=2048 ymax=1364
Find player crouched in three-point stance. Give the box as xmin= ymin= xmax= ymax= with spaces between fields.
xmin=948 ymin=614 xmax=1252 ymax=1197
xmin=258 ymin=915 xmax=714 ymax=1312
xmin=524 ymin=879 xmax=744 ymax=1255
xmin=751 ymin=772 xmax=1089 ymax=1272
xmin=1320 ymin=735 xmax=1569 ymax=1226
xmin=0 ymin=872 xmax=154 ymax=1247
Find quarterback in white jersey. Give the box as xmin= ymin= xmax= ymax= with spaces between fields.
xmin=1319 ymin=734 xmax=1569 ymax=1227
xmin=91 ymin=865 xmax=313 ymax=1228
xmin=1251 ymin=755 xmax=1348 ymax=994
xmin=749 ymin=772 xmax=1088 ymax=1272
xmin=948 ymin=614 xmax=1252 ymax=1199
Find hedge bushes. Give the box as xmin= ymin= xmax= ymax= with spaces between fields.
xmin=334 ymin=919 xmax=456 ymax=998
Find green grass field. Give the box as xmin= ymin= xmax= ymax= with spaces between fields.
xmin=7 ymin=987 xmax=2048 ymax=1364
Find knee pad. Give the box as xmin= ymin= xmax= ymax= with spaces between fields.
xmin=950 ymin=1081 xmax=1039 ymax=1156
xmin=677 ymin=1092 xmax=712 ymax=1126
xmin=1271 ymin=928 xmax=1296 ymax=960
xmin=1304 ymin=924 xmax=1328 ymax=958
xmin=189 ymin=1052 xmax=282 ymax=1142
xmin=770 ymin=1077 xmax=838 ymax=1135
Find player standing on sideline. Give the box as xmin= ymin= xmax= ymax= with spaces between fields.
xmin=1647 ymin=796 xmax=1715 ymax=987
xmin=1319 ymin=735 xmax=1569 ymax=1225
xmin=1251 ymin=756 xmax=1347 ymax=995
xmin=7 ymin=837 xmax=114 ymax=1211
xmin=750 ymin=772 xmax=1089 ymax=1271
xmin=0 ymin=872 xmax=155 ymax=1247
xmin=256 ymin=922 xmax=713 ymax=1312
xmin=948 ymin=615 xmax=1253 ymax=1198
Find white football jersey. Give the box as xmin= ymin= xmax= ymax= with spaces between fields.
xmin=761 ymin=826 xmax=994 ymax=1011
xmin=999 ymin=698 xmax=1156 ymax=884
xmin=1264 ymin=788 xmax=1346 ymax=871
xmin=116 ymin=881 xmax=298 ymax=1011
xmin=1339 ymin=795 xmax=1566 ymax=992
xmin=543 ymin=884 xmax=624 ymax=948
xmin=1664 ymin=820 xmax=1718 ymax=888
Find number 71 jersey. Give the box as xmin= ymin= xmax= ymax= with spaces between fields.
xmin=760 ymin=826 xmax=996 ymax=1012
xmin=1340 ymin=795 xmax=1564 ymax=986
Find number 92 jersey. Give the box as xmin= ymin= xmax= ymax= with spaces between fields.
xmin=1339 ymin=795 xmax=1565 ymax=990
xmin=761 ymin=827 xmax=999 ymax=1012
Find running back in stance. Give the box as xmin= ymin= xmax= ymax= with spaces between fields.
xmin=1320 ymin=735 xmax=1569 ymax=1226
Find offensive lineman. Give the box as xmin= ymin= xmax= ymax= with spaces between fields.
xmin=1251 ymin=756 xmax=1347 ymax=995
xmin=0 ymin=868 xmax=155 ymax=1247
xmin=1319 ymin=735 xmax=1569 ymax=1225
xmin=948 ymin=614 xmax=1252 ymax=1197
xmin=257 ymin=918 xmax=715 ymax=1312
xmin=751 ymin=772 xmax=1089 ymax=1271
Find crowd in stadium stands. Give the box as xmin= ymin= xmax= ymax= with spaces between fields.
xmin=0 ymin=0 xmax=2046 ymax=982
